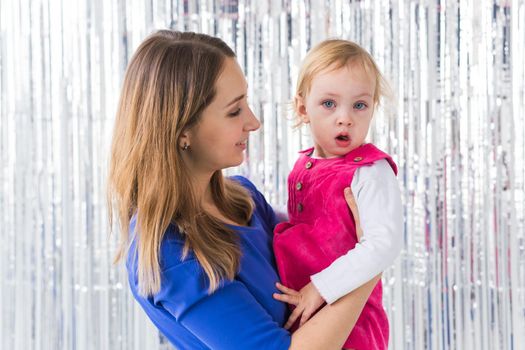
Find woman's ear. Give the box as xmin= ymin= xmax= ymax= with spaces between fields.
xmin=179 ymin=130 xmax=191 ymax=150
xmin=294 ymin=95 xmax=309 ymax=124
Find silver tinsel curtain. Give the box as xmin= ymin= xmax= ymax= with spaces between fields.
xmin=1 ymin=0 xmax=524 ymax=349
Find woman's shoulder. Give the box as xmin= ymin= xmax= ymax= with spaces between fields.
xmin=229 ymin=175 xmax=257 ymax=193
xmin=229 ymin=175 xmax=268 ymax=206
xmin=127 ymin=216 xmax=190 ymax=273
xmin=228 ymin=175 xmax=276 ymax=221
xmin=160 ymin=225 xmax=191 ymax=265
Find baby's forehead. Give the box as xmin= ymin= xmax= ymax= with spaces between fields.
xmin=309 ymin=65 xmax=375 ymax=91
xmin=305 ymin=60 xmax=375 ymax=91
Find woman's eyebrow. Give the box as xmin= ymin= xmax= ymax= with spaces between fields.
xmin=224 ymin=94 xmax=245 ymax=108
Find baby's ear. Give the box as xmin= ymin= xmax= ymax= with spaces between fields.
xmin=294 ymin=95 xmax=309 ymax=124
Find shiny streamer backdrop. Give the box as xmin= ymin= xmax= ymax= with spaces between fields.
xmin=1 ymin=0 xmax=524 ymax=349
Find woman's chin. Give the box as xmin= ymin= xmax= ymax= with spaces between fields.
xmin=222 ymin=157 xmax=244 ymax=170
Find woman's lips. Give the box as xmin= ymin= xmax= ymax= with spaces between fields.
xmin=236 ymin=140 xmax=247 ymax=150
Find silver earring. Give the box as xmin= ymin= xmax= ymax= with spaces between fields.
xmin=182 ymin=143 xmax=189 ymax=151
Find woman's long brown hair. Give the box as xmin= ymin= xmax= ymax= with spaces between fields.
xmin=108 ymin=30 xmax=254 ymax=296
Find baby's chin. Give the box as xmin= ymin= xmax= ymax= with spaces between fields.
xmin=332 ymin=144 xmax=362 ymax=158
xmin=313 ymin=147 xmax=348 ymax=159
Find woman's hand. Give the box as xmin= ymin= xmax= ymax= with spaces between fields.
xmin=273 ymin=187 xmax=364 ymax=331
xmin=273 ymin=282 xmax=325 ymax=329
xmin=344 ymin=187 xmax=363 ymax=241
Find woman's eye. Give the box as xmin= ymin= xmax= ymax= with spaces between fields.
xmin=322 ymin=100 xmax=335 ymax=109
xmin=229 ymin=108 xmax=242 ymax=116
xmin=354 ymin=102 xmax=367 ymax=110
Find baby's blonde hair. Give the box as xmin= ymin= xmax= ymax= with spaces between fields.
xmin=294 ymin=39 xmax=389 ymax=125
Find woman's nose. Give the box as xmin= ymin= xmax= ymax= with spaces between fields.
xmin=245 ymin=108 xmax=261 ymax=131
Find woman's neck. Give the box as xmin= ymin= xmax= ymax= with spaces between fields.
xmin=191 ymin=172 xmax=214 ymax=204
xmin=191 ymin=171 xmax=242 ymax=226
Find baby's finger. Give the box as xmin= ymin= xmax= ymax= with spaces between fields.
xmin=275 ymin=282 xmax=299 ymax=296
xmin=299 ymin=310 xmax=313 ymax=327
xmin=284 ymin=308 xmax=303 ymax=330
xmin=273 ymin=292 xmax=299 ymax=306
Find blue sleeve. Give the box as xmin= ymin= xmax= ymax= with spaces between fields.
xmin=230 ymin=175 xmax=280 ymax=231
xmin=154 ymin=259 xmax=291 ymax=349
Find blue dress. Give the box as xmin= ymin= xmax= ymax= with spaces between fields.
xmin=126 ymin=176 xmax=291 ymax=349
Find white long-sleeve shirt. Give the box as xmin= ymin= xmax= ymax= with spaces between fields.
xmin=310 ymin=158 xmax=403 ymax=304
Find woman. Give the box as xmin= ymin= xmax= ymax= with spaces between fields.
xmin=108 ymin=30 xmax=380 ymax=349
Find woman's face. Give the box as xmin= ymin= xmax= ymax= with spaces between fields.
xmin=183 ymin=58 xmax=260 ymax=174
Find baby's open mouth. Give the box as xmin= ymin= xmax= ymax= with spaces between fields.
xmin=336 ymin=135 xmax=349 ymax=141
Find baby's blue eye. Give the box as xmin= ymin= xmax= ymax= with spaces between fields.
xmin=354 ymin=102 xmax=367 ymax=110
xmin=322 ymin=100 xmax=335 ymax=108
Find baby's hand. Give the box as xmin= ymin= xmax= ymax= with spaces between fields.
xmin=272 ymin=282 xmax=325 ymax=329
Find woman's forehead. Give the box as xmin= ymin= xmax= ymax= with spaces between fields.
xmin=213 ymin=59 xmax=248 ymax=107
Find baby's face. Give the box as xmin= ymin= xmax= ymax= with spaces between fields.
xmin=297 ymin=63 xmax=376 ymax=158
